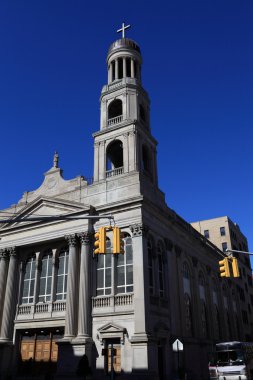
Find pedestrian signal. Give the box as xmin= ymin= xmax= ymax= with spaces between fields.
xmin=94 ymin=227 xmax=107 ymax=254
xmin=232 ymin=257 xmax=240 ymax=278
xmin=113 ymin=227 xmax=124 ymax=254
xmin=219 ymin=258 xmax=230 ymax=277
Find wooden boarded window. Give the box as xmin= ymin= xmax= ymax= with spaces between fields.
xmin=107 ymin=346 xmax=121 ymax=374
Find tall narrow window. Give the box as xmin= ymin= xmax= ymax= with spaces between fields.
xmin=182 ymin=262 xmax=193 ymax=335
xmin=184 ymin=293 xmax=193 ymax=335
xmin=148 ymin=238 xmax=154 ymax=295
xmin=22 ymin=256 xmax=36 ymax=304
xmin=204 ymin=230 xmax=209 ymax=239
xmin=222 ymin=242 xmax=228 ymax=252
xmin=38 ymin=250 xmax=53 ymax=302
xmin=116 ymin=234 xmax=133 ymax=293
xmin=157 ymin=242 xmax=165 ymax=298
xmin=220 ymin=227 xmax=226 ymax=236
xmin=96 ymin=239 xmax=112 ymax=296
xmin=56 ymin=246 xmax=69 ymax=301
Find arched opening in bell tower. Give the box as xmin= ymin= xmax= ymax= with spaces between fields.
xmin=106 ymin=140 xmax=123 ymax=176
xmin=108 ymin=99 xmax=123 ymax=126
xmin=108 ymin=99 xmax=122 ymax=120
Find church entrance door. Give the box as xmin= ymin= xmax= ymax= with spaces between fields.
xmin=18 ymin=328 xmax=63 ymax=376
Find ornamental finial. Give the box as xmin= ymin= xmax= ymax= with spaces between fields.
xmin=53 ymin=151 xmax=59 ymax=168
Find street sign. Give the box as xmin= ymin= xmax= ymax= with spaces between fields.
xmin=172 ymin=339 xmax=183 ymax=352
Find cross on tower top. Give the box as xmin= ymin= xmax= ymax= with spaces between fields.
xmin=117 ymin=22 xmax=131 ymax=38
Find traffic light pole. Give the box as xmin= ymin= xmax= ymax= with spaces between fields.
xmin=226 ymin=249 xmax=253 ymax=256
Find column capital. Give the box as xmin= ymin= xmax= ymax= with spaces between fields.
xmin=65 ymin=234 xmax=77 ymax=247
xmin=78 ymin=232 xmax=92 ymax=246
xmin=8 ymin=246 xmax=17 ymax=258
xmin=0 ymin=249 xmax=9 ymax=260
xmin=130 ymin=223 xmax=149 ymax=237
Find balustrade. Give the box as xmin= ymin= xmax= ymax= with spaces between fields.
xmin=108 ymin=115 xmax=123 ymax=126
xmin=17 ymin=301 xmax=66 ymax=319
xmin=106 ymin=166 xmax=124 ymax=178
xmin=92 ymin=293 xmax=133 ymax=311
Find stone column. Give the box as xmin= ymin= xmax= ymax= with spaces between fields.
xmin=131 ymin=59 xmax=135 ymax=78
xmin=64 ymin=235 xmax=79 ymax=339
xmin=0 ymin=247 xmax=19 ymax=342
xmin=123 ymin=57 xmax=127 ymax=78
xmin=50 ymin=249 xmax=58 ymax=312
xmin=93 ymin=142 xmax=99 ymax=182
xmin=0 ymin=249 xmax=9 ymax=330
xmin=76 ymin=232 xmax=92 ymax=339
xmin=115 ymin=59 xmax=119 ymax=80
xmin=98 ymin=141 xmax=106 ymax=181
xmin=34 ymin=252 xmax=41 ymax=305
xmin=108 ymin=64 xmax=112 ymax=83
xmin=130 ymin=223 xmax=149 ymax=338
xmin=128 ymin=131 xmax=136 ymax=172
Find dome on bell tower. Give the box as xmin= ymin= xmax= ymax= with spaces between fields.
xmin=107 ymin=38 xmax=141 ymax=60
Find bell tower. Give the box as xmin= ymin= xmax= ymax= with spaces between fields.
xmin=93 ymin=24 xmax=158 ymax=188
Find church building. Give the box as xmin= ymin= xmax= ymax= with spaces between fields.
xmin=0 ymin=26 xmax=252 ymax=380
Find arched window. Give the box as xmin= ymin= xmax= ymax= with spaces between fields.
xmin=184 ymin=293 xmax=193 ymax=335
xmin=116 ymin=233 xmax=133 ymax=293
xmin=214 ymin=305 xmax=221 ymax=339
xmin=157 ymin=242 xmax=165 ymax=298
xmin=182 ymin=262 xmax=191 ymax=296
xmin=56 ymin=246 xmax=69 ymax=301
xmin=148 ymin=237 xmax=154 ymax=295
xmin=108 ymin=99 xmax=123 ymax=120
xmin=106 ymin=140 xmax=123 ymax=172
xmin=22 ymin=255 xmax=36 ymax=304
xmin=38 ymin=250 xmax=53 ymax=302
xmin=200 ymin=300 xmax=208 ymax=337
xmin=198 ymin=272 xmax=206 ymax=301
xmin=182 ymin=262 xmax=193 ymax=335
xmin=96 ymin=239 xmax=112 ymax=296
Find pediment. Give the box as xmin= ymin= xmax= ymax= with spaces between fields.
xmin=97 ymin=323 xmax=127 ymax=345
xmin=0 ymin=197 xmax=91 ymax=230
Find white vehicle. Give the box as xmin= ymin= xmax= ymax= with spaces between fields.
xmin=209 ymin=341 xmax=253 ymax=380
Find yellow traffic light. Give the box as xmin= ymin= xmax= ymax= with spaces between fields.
xmin=219 ymin=258 xmax=230 ymax=277
xmin=232 ymin=257 xmax=240 ymax=278
xmin=94 ymin=227 xmax=107 ymax=254
xmin=113 ymin=227 xmax=124 ymax=254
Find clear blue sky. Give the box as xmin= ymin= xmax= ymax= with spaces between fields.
xmin=0 ymin=1 xmax=252 ymax=255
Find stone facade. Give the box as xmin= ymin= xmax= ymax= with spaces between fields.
xmin=0 ymin=36 xmax=252 ymax=380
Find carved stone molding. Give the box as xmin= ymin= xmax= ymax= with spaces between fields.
xmin=78 ymin=232 xmax=92 ymax=246
xmin=206 ymin=265 xmax=211 ymax=275
xmin=65 ymin=234 xmax=77 ymax=247
xmin=0 ymin=249 xmax=9 ymax=260
xmin=130 ymin=223 xmax=149 ymax=237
